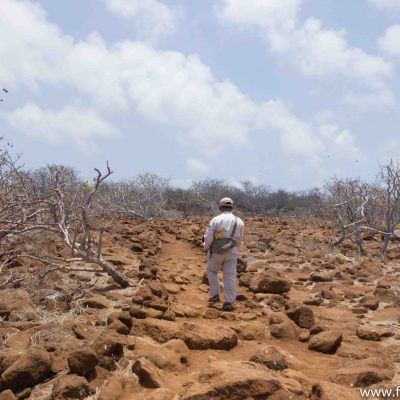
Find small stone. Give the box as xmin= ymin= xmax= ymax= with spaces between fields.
xmin=239 ymin=313 xmax=257 ymax=321
xmin=203 ymin=309 xmax=220 ymax=319
xmin=221 ymin=312 xmax=236 ymax=321
xmin=299 ymin=330 xmax=310 ymax=342
xmin=250 ymin=346 xmax=288 ymax=370
xmin=81 ymin=296 xmax=109 ymax=309
xmin=129 ymin=307 xmax=147 ymax=319
xmin=163 ymin=309 xmax=176 ymax=321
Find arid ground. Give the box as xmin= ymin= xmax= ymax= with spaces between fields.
xmin=0 ymin=216 xmax=399 ymax=400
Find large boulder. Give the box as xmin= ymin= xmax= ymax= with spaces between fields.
xmin=181 ymin=323 xmax=238 ymax=350
xmin=68 ymin=348 xmax=98 ymax=377
xmin=250 ymin=274 xmax=291 ymax=294
xmin=308 ymin=332 xmax=342 ymax=354
xmin=132 ymin=358 xmax=163 ymax=389
xmin=130 ymin=319 xmax=179 ymax=343
xmin=0 ymin=346 xmax=52 ymax=391
xmin=131 ymin=319 xmax=238 ymax=350
xmin=179 ymin=361 xmax=282 ymax=400
xmin=287 ymin=306 xmax=315 ymax=329
xmin=356 ymin=326 xmax=393 ymax=341
xmin=269 ymin=312 xmax=298 ymax=339
xmin=132 ymin=339 xmax=189 ymax=371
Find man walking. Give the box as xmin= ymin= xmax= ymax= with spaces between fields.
xmin=204 ymin=197 xmax=244 ymax=311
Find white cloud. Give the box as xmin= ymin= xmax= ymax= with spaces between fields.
xmin=0 ymin=0 xmax=71 ymax=89
xmin=343 ymin=88 xmax=395 ymax=109
xmin=379 ymin=24 xmax=400 ymax=56
xmin=319 ymin=124 xmax=365 ymax=162
xmin=186 ymin=158 xmax=211 ymax=174
xmin=257 ymin=100 xmax=324 ymax=160
xmin=217 ymin=0 xmax=300 ymax=30
xmin=100 ymin=0 xmax=177 ymax=42
xmin=6 ymin=103 xmax=117 ymax=154
xmin=370 ymin=0 xmax=400 ymax=12
xmin=218 ymin=0 xmax=393 ymax=99
xmin=0 ymin=0 xmax=363 ymax=167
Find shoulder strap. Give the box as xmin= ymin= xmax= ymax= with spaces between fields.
xmin=230 ymin=216 xmax=238 ymax=238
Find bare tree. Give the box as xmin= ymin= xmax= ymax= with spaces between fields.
xmin=0 ymin=150 xmax=129 ymax=288
xmin=0 ymin=140 xmax=52 ymax=248
xmin=191 ymin=178 xmax=235 ymax=214
xmin=102 ymin=172 xmax=169 ymax=220
xmin=325 ymin=177 xmax=372 ymax=254
xmin=165 ymin=187 xmax=202 ymax=218
xmin=50 ymin=163 xmax=129 ymax=287
xmin=377 ymin=159 xmax=400 ymax=252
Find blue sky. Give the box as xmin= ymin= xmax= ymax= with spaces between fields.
xmin=1 ymin=0 xmax=400 ymax=189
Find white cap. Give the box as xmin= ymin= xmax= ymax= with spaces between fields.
xmin=219 ymin=197 xmax=233 ymax=207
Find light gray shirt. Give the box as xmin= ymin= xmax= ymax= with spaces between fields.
xmin=204 ymin=211 xmax=244 ymax=251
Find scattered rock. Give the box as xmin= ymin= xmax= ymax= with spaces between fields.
xmin=98 ymin=375 xmax=129 ymax=400
xmin=203 ymin=309 xmax=220 ymax=319
xmin=149 ymin=281 xmax=169 ymax=300
xmin=310 ymin=382 xmax=359 ymax=399
xmin=51 ymin=374 xmax=90 ymax=399
xmin=72 ymin=324 xmax=99 ymax=341
xmin=310 ymin=273 xmax=333 ymax=282
xmin=356 ymin=325 xmax=393 ymax=341
xmin=81 ymin=296 xmax=110 ymax=309
xmin=287 ymin=306 xmax=315 ymax=329
xmin=163 ymin=309 xmax=176 ymax=321
xmin=132 ymin=358 xmax=163 ymax=388
xmin=250 ymin=346 xmax=288 ymax=370
xmin=93 ymin=333 xmax=124 ymax=370
xmin=330 ymin=366 xmax=395 ymax=387
xmin=231 ymin=322 xmax=266 ymax=341
xmin=129 ymin=306 xmax=148 ymax=319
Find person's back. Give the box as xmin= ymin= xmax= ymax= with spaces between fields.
xmin=203 ymin=197 xmax=244 ymax=311
xmin=205 ymin=211 xmax=244 ymax=248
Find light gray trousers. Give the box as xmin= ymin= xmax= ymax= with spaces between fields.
xmin=207 ymin=249 xmax=237 ymax=303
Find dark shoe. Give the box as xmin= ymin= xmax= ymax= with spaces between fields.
xmin=208 ymin=295 xmax=220 ymax=304
xmin=223 ymin=302 xmax=233 ymax=312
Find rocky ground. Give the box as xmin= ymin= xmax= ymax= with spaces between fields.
xmin=0 ymin=216 xmax=399 ymax=400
